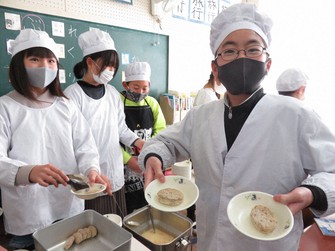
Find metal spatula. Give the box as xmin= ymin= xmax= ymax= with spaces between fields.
xmin=67 ymin=174 xmax=90 ymax=191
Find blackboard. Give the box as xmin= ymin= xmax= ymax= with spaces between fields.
xmin=0 ymin=6 xmax=168 ymax=99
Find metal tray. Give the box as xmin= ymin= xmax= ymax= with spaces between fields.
xmin=123 ymin=206 xmax=193 ymax=251
xmin=33 ymin=210 xmax=132 ymax=251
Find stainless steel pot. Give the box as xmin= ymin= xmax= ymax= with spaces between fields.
xmin=123 ymin=206 xmax=195 ymax=251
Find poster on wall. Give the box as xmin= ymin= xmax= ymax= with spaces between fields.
xmin=173 ymin=0 xmax=230 ymax=24
xmin=204 ymin=0 xmax=219 ymax=24
xmin=189 ymin=0 xmax=205 ymax=22
xmin=4 ymin=12 xmax=21 ymax=30
xmin=173 ymin=0 xmax=189 ymax=19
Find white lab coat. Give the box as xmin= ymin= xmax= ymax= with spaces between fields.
xmin=139 ymin=94 xmax=335 ymax=251
xmin=193 ymin=87 xmax=218 ymax=107
xmin=0 ymin=92 xmax=100 ymax=235
xmin=64 ymin=83 xmax=138 ymax=192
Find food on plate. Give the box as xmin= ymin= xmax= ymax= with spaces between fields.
xmin=64 ymin=225 xmax=98 ymax=249
xmin=250 ymin=205 xmax=278 ymax=234
xmin=71 ymin=183 xmax=106 ymax=200
xmin=157 ymin=188 xmax=184 ymax=206
xmin=77 ymin=185 xmax=101 ymax=195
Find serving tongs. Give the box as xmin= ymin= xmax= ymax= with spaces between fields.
xmin=67 ymin=174 xmax=90 ymax=191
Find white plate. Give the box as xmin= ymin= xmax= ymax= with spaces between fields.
xmin=145 ymin=175 xmax=199 ymax=212
xmin=71 ymin=183 xmax=106 ymax=200
xmin=227 ymin=191 xmax=294 ymax=241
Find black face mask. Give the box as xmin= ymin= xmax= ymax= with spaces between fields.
xmin=122 ymin=89 xmax=148 ymax=103
xmin=217 ymin=58 xmax=267 ymax=95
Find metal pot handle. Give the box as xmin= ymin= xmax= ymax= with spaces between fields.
xmin=175 ymin=236 xmax=197 ymax=249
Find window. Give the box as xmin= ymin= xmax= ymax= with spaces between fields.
xmin=259 ymin=0 xmax=335 ymax=132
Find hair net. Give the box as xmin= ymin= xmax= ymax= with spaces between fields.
xmin=78 ymin=29 xmax=116 ymax=57
xmin=276 ymin=68 xmax=309 ymax=92
xmin=8 ymin=29 xmax=59 ymax=59
xmin=125 ymin=62 xmax=151 ymax=82
xmin=210 ymin=3 xmax=273 ymax=55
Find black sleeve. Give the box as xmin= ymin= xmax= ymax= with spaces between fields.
xmin=144 ymin=153 xmax=163 ymax=169
xmin=300 ymin=185 xmax=328 ymax=211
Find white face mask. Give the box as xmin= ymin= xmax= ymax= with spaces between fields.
xmin=92 ymin=69 xmax=114 ymax=85
xmin=214 ymin=81 xmax=226 ymax=95
xmin=92 ymin=61 xmax=114 ymax=85
xmin=25 ymin=67 xmax=58 ymax=89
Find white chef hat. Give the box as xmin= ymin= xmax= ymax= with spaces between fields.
xmin=8 ymin=29 xmax=59 ymax=59
xmin=276 ymin=68 xmax=309 ymax=92
xmin=125 ymin=62 xmax=151 ymax=82
xmin=210 ymin=3 xmax=273 ymax=55
xmin=78 ymin=29 xmax=116 ymax=57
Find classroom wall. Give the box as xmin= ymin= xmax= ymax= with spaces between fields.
xmin=0 ymin=0 xmax=220 ymax=94
xmin=0 ymin=6 xmax=169 ymax=99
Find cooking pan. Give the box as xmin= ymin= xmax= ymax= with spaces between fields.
xmin=123 ymin=206 xmax=196 ymax=251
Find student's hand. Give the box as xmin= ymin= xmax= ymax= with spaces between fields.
xmin=29 ymin=164 xmax=68 ymax=187
xmin=273 ymin=187 xmax=314 ymax=215
xmin=127 ymin=156 xmax=143 ymax=173
xmin=0 ymin=245 xmax=8 ymax=251
xmin=144 ymin=156 xmax=165 ymax=189
xmin=87 ymin=170 xmax=113 ymax=195
xmin=134 ymin=139 xmax=145 ymax=151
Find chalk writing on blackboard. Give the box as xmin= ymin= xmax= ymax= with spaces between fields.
xmin=68 ymin=72 xmax=76 ymax=84
xmin=68 ymin=25 xmax=77 ymax=38
xmin=67 ymin=47 xmax=75 ymax=58
xmin=22 ymin=14 xmax=45 ymax=31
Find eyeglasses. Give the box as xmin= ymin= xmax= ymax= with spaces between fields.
xmin=216 ymin=45 xmax=267 ymax=62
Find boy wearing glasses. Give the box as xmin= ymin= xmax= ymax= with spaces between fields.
xmin=138 ymin=3 xmax=335 ymax=251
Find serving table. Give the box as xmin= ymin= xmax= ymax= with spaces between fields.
xmin=299 ymin=223 xmax=335 ymax=251
xmin=0 ymin=238 xmax=149 ymax=251
xmin=131 ymin=237 xmax=150 ymax=251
